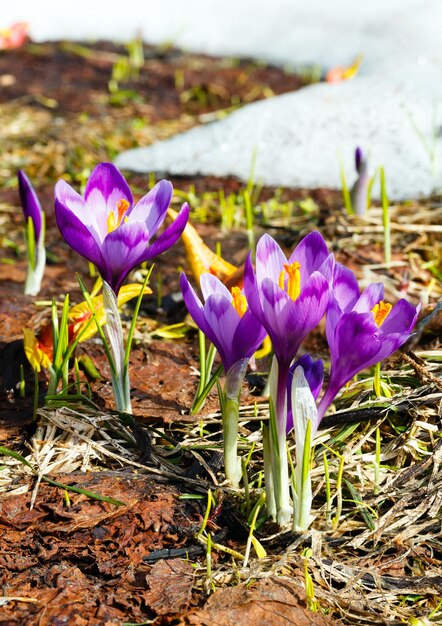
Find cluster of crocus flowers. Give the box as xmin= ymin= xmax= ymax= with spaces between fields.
xmin=54 ymin=163 xmax=189 ymax=413
xmin=18 ymin=170 xmax=46 ymax=296
xmin=181 ymin=230 xmax=419 ymax=529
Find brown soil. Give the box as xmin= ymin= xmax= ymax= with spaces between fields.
xmin=0 ymin=40 xmax=441 ymax=626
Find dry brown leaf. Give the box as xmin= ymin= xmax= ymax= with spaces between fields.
xmin=143 ymin=559 xmax=194 ymax=616
xmin=179 ymin=578 xmax=335 ymax=626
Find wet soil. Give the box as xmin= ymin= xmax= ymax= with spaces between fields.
xmin=0 ymin=40 xmax=441 ymax=625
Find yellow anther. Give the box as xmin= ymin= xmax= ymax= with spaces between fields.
xmin=107 ymin=212 xmax=117 ymax=233
xmin=372 ymin=301 xmax=392 ymax=327
xmin=283 ymin=262 xmax=301 ymax=301
xmin=231 ymin=286 xmax=247 ymax=317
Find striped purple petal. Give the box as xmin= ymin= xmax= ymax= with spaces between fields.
xmin=128 ymin=179 xmax=173 ymax=233
xmin=54 ymin=196 xmax=106 ymax=271
xmin=288 ymin=231 xmax=330 ymax=285
xmin=141 ymin=202 xmax=189 ymax=261
xmin=255 ymin=233 xmax=287 ymax=285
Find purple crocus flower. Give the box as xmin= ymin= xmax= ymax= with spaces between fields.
xmin=317 ymin=263 xmax=420 ymax=421
xmin=54 ymin=163 xmax=189 ymax=294
xmin=180 ymin=272 xmax=266 ymax=372
xmin=286 ymin=354 xmax=324 ymax=433
xmin=18 ymin=169 xmax=43 ymax=243
xmin=244 ymin=233 xmax=333 ymax=372
xmin=181 ymin=271 xmax=266 ymax=487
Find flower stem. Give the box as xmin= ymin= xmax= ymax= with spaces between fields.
xmin=291 ymin=367 xmax=318 ymax=530
xmin=268 ymin=357 xmax=292 ymax=526
xmin=262 ymin=423 xmax=276 ymax=520
xmin=222 ymin=397 xmax=241 ymax=487
xmin=102 ymin=281 xmax=132 ymax=414
xmin=294 ymin=419 xmax=313 ymax=530
xmin=222 ymin=359 xmax=248 ymax=487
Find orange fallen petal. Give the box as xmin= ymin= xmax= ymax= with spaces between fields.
xmin=168 ymin=208 xmax=237 ymax=284
xmin=326 ymin=54 xmax=363 ymax=83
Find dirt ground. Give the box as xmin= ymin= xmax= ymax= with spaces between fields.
xmin=0 ymin=40 xmax=442 ymax=625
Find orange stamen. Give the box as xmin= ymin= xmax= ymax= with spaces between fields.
xmin=107 ymin=199 xmax=130 ymax=233
xmin=372 ymin=301 xmax=392 ymax=327
xmin=231 ymin=286 xmax=247 ymax=317
xmin=117 ymin=199 xmax=130 ymax=225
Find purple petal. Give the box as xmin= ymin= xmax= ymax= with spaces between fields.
xmin=292 ymin=355 xmax=324 ymax=401
xmin=355 ymin=147 xmax=363 ymax=173
xmin=128 ymin=179 xmax=173 ymax=234
xmin=84 ymin=162 xmax=133 ymax=208
xmin=54 ymin=197 xmax=106 ymax=272
xmin=354 ymin=283 xmax=384 ymax=313
xmin=101 ymin=222 xmax=151 ymax=292
xmin=286 ymin=272 xmax=330 ymax=344
xmin=255 ymin=234 xmax=287 ymax=285
xmin=18 ymin=170 xmax=43 ymax=242
xmin=141 ymin=202 xmax=189 ymax=261
xmin=55 ymin=179 xmax=101 ymax=239
xmin=332 ymin=263 xmax=360 ymax=311
xmin=232 ymin=309 xmax=267 ymax=362
xmin=369 ymin=301 xmax=419 ymax=364
xmin=180 ymin=273 xmax=217 ymax=341
xmin=84 ymin=163 xmax=133 ymax=239
xmin=201 ymin=273 xmax=232 ymax=301
xmin=379 ymin=299 xmax=420 ymax=335
xmin=329 ymin=311 xmax=382 ymax=388
xmin=182 ymin=271 xmax=265 ymax=372
xmin=317 ymin=252 xmax=335 ymax=283
xmin=180 ymin=273 xmax=215 ymax=341
xmin=289 ymin=231 xmax=330 ymax=285
xmin=243 ymin=253 xmax=265 ymax=324
xmin=259 ymin=279 xmax=293 ymax=360
xmin=326 ymin=299 xmax=344 ymax=350
xmin=204 ymin=294 xmax=241 ymax=370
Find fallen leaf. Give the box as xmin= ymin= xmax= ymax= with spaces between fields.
xmin=179 ymin=578 xmax=334 ymax=626
xmin=143 ymin=558 xmax=194 ymax=616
